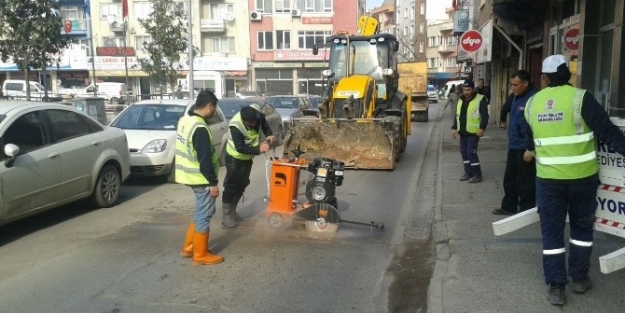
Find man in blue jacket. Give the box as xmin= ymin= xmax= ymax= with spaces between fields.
xmin=493 ymin=70 xmax=537 ymax=215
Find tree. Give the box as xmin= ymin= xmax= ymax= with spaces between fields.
xmin=137 ymin=0 xmax=196 ymax=97
xmin=0 ymin=0 xmax=72 ymax=100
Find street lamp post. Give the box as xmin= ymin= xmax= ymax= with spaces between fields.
xmin=107 ymin=15 xmax=130 ymax=102
xmin=187 ymin=0 xmax=194 ymax=100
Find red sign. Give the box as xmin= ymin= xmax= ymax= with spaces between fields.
xmin=302 ymin=17 xmax=333 ymax=24
xmin=460 ymin=30 xmax=483 ymax=53
xmin=63 ymin=20 xmax=72 ymax=34
xmin=564 ymin=28 xmax=579 ymax=50
xmin=96 ymin=46 xmax=136 ymax=57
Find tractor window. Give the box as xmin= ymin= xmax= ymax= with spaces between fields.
xmin=329 ymin=40 xmax=389 ymax=81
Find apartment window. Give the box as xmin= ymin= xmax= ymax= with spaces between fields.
xmin=297 ymin=0 xmax=333 ymax=13
xmin=419 ymin=42 xmax=423 ymax=53
xmin=275 ymin=0 xmax=291 ymax=13
xmin=258 ymin=31 xmax=274 ymax=50
xmin=297 ymin=31 xmax=331 ymax=49
xmin=101 ymin=36 xmax=125 ymax=47
xmin=134 ymin=2 xmax=153 ymax=19
xmin=255 ymin=0 xmax=273 ymax=13
xmin=135 ymin=35 xmax=152 ymax=51
xmin=403 ymin=26 xmax=408 ymax=36
xmin=61 ymin=6 xmax=86 ymax=30
xmin=410 ymin=25 xmax=414 ymax=40
xmin=210 ymin=4 xmax=234 ymax=19
xmin=411 ymin=6 xmax=414 ymax=21
xmin=212 ymin=37 xmax=235 ymax=53
xmin=420 ymin=23 xmax=424 ymax=34
xmin=404 ymin=8 xmax=407 ymax=19
xmin=100 ymin=3 xmax=122 ymax=20
xmin=420 ymin=3 xmax=425 ymax=15
xmin=276 ymin=30 xmax=291 ymax=49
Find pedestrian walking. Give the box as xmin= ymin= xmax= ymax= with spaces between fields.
xmin=451 ymin=79 xmax=489 ymax=183
xmin=443 ymin=83 xmax=459 ymax=111
xmin=524 ymin=54 xmax=625 ymax=305
xmin=222 ymin=104 xmax=275 ymax=228
xmin=492 ymin=70 xmax=537 ymax=215
xmin=176 ymin=90 xmax=223 ymax=265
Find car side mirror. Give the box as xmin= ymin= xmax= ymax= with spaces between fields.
xmin=312 ymin=44 xmax=319 ymax=56
xmin=4 ymin=143 xmax=19 ymax=168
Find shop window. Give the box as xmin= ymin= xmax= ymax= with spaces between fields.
xmin=258 ymin=32 xmax=274 ymax=50
xmin=297 ymin=31 xmax=331 ymax=49
xmin=276 ymin=30 xmax=291 ymax=49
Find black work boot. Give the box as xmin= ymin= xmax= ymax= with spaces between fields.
xmin=230 ymin=196 xmax=243 ymax=222
xmin=469 ymin=176 xmax=483 ymax=183
xmin=459 ymin=174 xmax=471 ymax=181
xmin=547 ymin=285 xmax=566 ymax=306
xmin=571 ymin=277 xmax=592 ymax=294
xmin=221 ymin=203 xmax=237 ymax=228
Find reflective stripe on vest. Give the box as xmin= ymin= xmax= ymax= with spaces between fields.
xmin=525 ymin=86 xmax=598 ymax=179
xmin=456 ymin=94 xmax=484 ymax=133
xmin=174 ymin=115 xmax=219 ymax=185
xmin=226 ymin=104 xmax=261 ymax=160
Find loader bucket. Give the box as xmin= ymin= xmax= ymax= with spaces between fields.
xmin=285 ymin=117 xmax=400 ymax=170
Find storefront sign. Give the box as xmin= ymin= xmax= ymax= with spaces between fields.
xmin=274 ymin=50 xmax=328 ymax=61
xmin=564 ymin=29 xmax=579 ymax=51
xmin=93 ymin=56 xmax=140 ymax=70
xmin=96 ymin=46 xmax=136 ymax=57
xmin=476 ymin=20 xmax=492 ymax=64
xmin=193 ymin=56 xmax=247 ymax=71
xmin=302 ymin=17 xmax=333 ymax=24
xmin=453 ymin=10 xmax=470 ymax=34
xmin=460 ymin=30 xmax=483 ymax=53
xmin=255 ymin=62 xmax=302 ymax=68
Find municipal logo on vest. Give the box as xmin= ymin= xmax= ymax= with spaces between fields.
xmin=546 ymin=99 xmax=555 ymax=111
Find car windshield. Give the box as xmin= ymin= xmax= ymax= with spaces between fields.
xmin=0 ymin=115 xmax=5 ymax=124
xmin=309 ymin=97 xmax=320 ymax=108
xmin=269 ymin=97 xmax=298 ymax=109
xmin=427 ymin=86 xmax=436 ymax=91
xmin=110 ymin=104 xmax=186 ymax=130
xmin=239 ymin=91 xmax=259 ymax=97
xmin=219 ymin=99 xmax=254 ymax=119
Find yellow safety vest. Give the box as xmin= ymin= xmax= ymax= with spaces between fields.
xmin=174 ymin=114 xmax=219 ymax=185
xmin=226 ymin=104 xmax=261 ymax=161
xmin=456 ymin=94 xmax=485 ymax=134
xmin=524 ymin=85 xmax=598 ymax=179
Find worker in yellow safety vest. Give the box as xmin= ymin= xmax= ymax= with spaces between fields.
xmin=176 ymin=90 xmax=223 ymax=265
xmin=221 ymin=103 xmax=275 ymax=228
xmin=524 ymin=54 xmax=625 ymax=306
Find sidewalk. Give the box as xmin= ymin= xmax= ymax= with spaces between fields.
xmin=426 ymin=105 xmax=625 ymax=313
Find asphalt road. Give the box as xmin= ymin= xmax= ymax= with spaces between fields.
xmin=0 ymin=103 xmax=441 ymax=313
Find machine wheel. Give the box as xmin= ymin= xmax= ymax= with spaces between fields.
xmin=418 ymin=109 xmax=429 ymax=122
xmin=92 ymin=165 xmax=121 ymax=208
xmin=305 ymin=220 xmax=340 ymax=233
xmin=268 ymin=212 xmax=289 ymax=229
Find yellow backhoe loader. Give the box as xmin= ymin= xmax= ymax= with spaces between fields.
xmin=284 ymin=16 xmax=411 ymax=170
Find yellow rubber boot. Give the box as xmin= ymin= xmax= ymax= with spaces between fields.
xmin=192 ymin=231 xmax=223 ymax=265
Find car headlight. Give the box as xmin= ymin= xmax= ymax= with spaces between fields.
xmin=282 ymin=115 xmax=292 ymax=122
xmin=141 ymin=139 xmax=168 ymax=153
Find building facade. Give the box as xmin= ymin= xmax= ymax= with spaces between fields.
xmin=426 ymin=10 xmax=459 ymax=89
xmin=370 ymin=0 xmax=395 ymax=35
xmin=248 ymin=0 xmax=365 ymax=96
xmin=395 ymin=0 xmax=427 ymax=62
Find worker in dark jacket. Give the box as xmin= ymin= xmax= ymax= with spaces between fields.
xmin=451 ymin=80 xmax=489 ymax=183
xmin=523 ymin=55 xmax=625 ymax=305
xmin=176 ymin=90 xmax=223 ymax=265
xmin=222 ymin=104 xmax=274 ymax=228
xmin=499 ymin=92 xmax=515 ymax=128
xmin=493 ymin=70 xmax=537 ymax=215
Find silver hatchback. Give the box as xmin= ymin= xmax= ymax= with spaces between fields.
xmin=0 ymin=101 xmax=131 ymax=226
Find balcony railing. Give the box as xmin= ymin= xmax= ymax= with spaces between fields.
xmin=59 ymin=19 xmax=87 ymax=34
xmin=438 ymin=44 xmax=457 ymax=53
xmin=200 ymin=19 xmax=226 ymax=32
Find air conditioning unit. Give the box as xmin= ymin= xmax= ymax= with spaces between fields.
xmin=292 ymin=9 xmax=301 ymax=17
xmin=250 ymin=11 xmax=262 ymax=21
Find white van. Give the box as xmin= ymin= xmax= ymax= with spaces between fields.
xmin=442 ymin=80 xmax=465 ymax=100
xmin=2 ymin=80 xmax=47 ymax=99
xmin=80 ymin=82 xmax=128 ymax=104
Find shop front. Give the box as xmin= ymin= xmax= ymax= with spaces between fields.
xmin=193 ymin=57 xmax=248 ymax=98
xmin=252 ymin=49 xmax=328 ymax=96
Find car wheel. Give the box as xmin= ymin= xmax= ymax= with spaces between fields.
xmin=92 ymin=165 xmax=121 ymax=208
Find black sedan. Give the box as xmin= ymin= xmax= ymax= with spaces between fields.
xmin=218 ymin=97 xmax=285 ymax=145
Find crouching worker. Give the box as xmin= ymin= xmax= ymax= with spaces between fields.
xmin=222 ymin=104 xmax=275 ymax=228
xmin=176 ymin=90 xmax=223 ymax=265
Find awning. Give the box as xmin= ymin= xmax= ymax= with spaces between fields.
xmin=226 ymin=71 xmax=247 ymax=77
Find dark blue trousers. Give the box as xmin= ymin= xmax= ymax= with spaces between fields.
xmin=536 ymin=179 xmax=599 ymax=286
xmin=459 ymin=135 xmax=482 ymax=177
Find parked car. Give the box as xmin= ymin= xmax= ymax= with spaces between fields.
xmin=267 ymin=95 xmax=315 ymax=123
xmin=109 ymin=99 xmax=229 ymax=182
xmin=427 ymin=85 xmax=438 ymax=103
xmin=2 ymin=80 xmax=63 ymax=101
xmin=59 ymin=82 xmax=128 ymax=112
xmin=308 ymin=95 xmax=321 ymax=109
xmin=235 ymin=91 xmax=261 ymax=98
xmin=0 ymin=101 xmax=130 ymax=226
xmin=217 ymin=97 xmax=285 ymax=146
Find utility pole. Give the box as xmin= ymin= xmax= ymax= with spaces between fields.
xmin=187 ymin=0 xmax=194 ymax=99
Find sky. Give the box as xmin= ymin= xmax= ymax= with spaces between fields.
xmin=366 ymin=0 xmax=449 ymax=20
